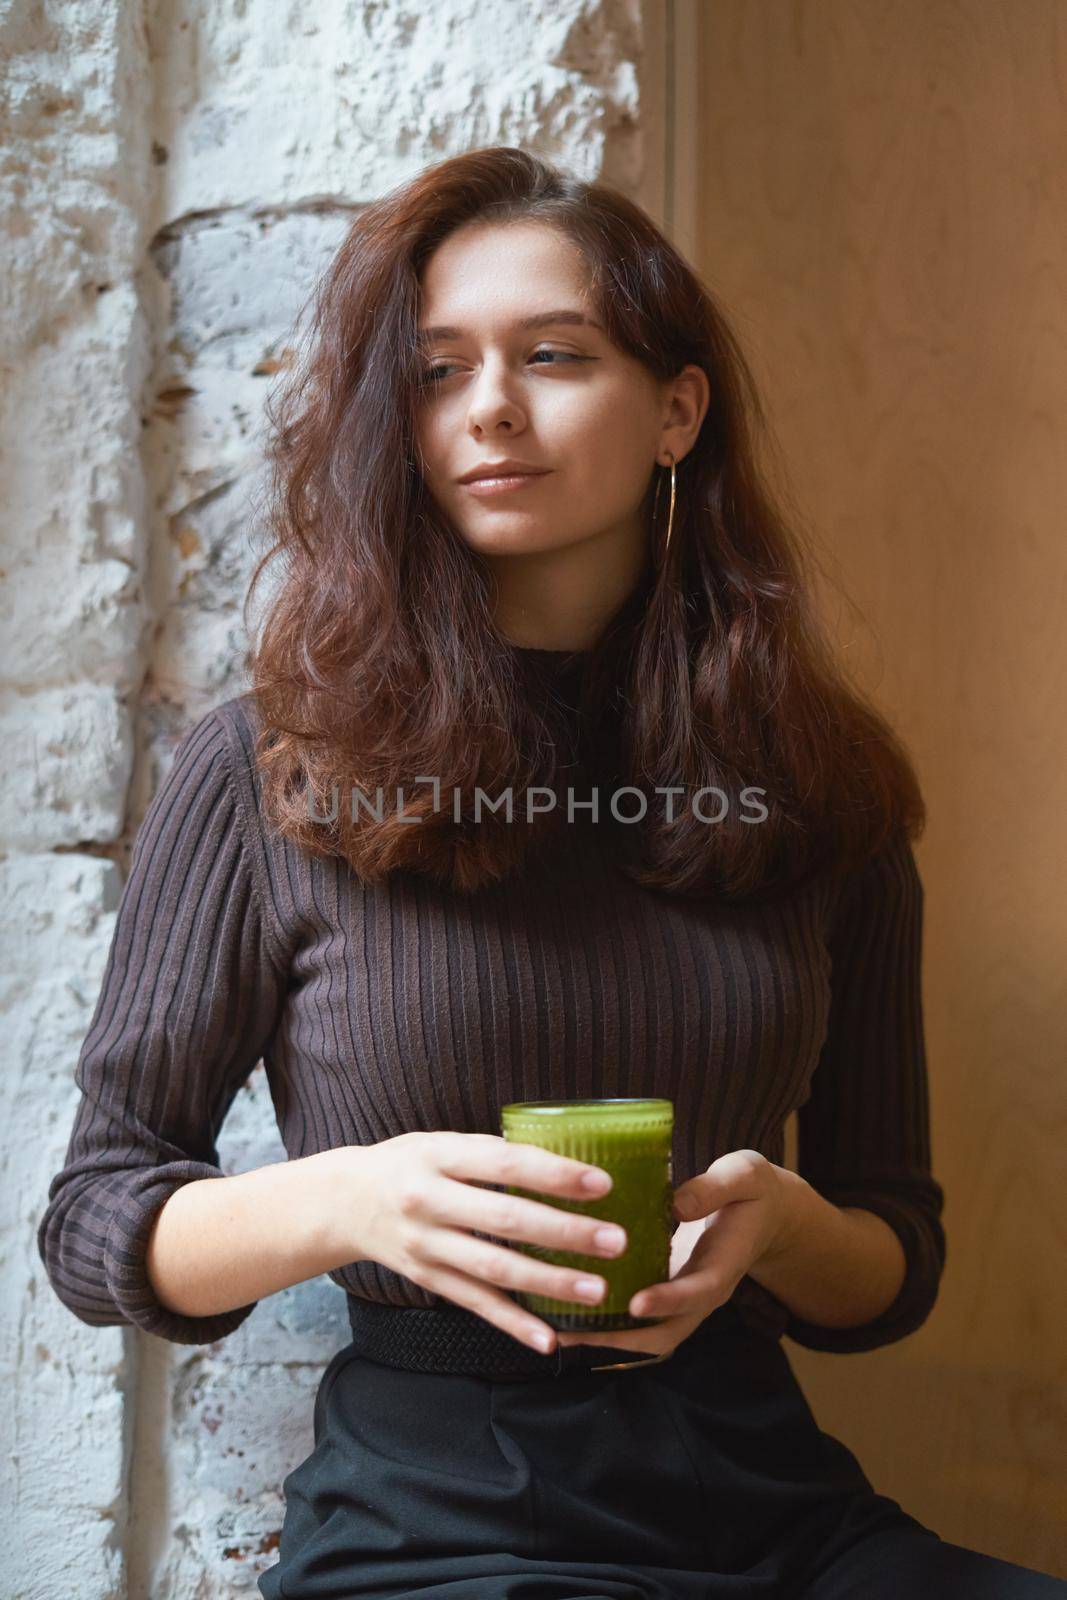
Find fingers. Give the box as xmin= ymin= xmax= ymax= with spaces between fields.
xmin=419 ymin=1172 xmax=629 ymax=1263
xmin=406 ymin=1257 xmax=558 ymax=1354
xmin=632 ymin=1248 xmax=733 ymax=1318
xmin=430 ymin=1131 xmax=614 ymax=1200
xmin=388 ymin=1131 xmax=638 ymax=1357
xmin=412 ymin=1218 xmax=613 ymax=1315
xmin=673 ymin=1149 xmax=770 ymax=1218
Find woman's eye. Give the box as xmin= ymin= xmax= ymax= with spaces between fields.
xmin=421 ymin=364 xmax=459 ymax=384
xmin=420 ymin=350 xmax=585 ymax=385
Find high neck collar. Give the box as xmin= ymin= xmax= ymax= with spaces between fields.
xmin=514 ymin=645 xmax=592 ymax=696
xmin=513 ymin=644 xmax=592 ymax=666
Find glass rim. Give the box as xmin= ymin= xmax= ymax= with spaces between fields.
xmin=501 ymin=1097 xmax=673 ymax=1117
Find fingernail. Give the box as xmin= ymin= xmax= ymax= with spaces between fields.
xmin=532 ymin=1329 xmax=554 ymax=1352
xmin=582 ymin=1169 xmax=612 ymax=1192
xmin=575 ymin=1277 xmax=605 ymax=1300
xmin=595 ymin=1226 xmax=626 ymax=1252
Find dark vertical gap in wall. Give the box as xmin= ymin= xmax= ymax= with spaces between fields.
xmin=664 ymin=0 xmax=676 ymax=235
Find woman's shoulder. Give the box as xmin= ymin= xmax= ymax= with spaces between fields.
xmin=143 ymin=694 xmax=273 ymax=875
xmin=185 ymin=693 xmax=297 ymax=959
xmin=821 ymin=821 xmax=923 ymax=949
xmin=162 ymin=691 xmax=261 ymax=768
xmin=190 ymin=691 xmax=273 ymax=803
xmin=204 ymin=688 xmax=262 ymax=748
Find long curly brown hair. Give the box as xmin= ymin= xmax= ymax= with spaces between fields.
xmin=245 ymin=144 xmax=923 ymax=900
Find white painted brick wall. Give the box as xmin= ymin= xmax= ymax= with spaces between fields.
xmin=5 ymin=2 xmax=663 ymax=1593
xmin=3 ymin=2 xmax=153 ymax=1595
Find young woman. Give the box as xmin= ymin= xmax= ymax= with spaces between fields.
xmin=39 ymin=146 xmax=1066 ymax=1598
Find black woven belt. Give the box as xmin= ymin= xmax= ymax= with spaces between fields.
xmin=345 ymin=1295 xmax=680 ymax=1381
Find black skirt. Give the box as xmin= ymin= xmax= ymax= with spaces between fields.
xmin=256 ymin=1300 xmax=1064 ymax=1599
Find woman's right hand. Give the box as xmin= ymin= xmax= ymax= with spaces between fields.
xmin=332 ymin=1130 xmax=629 ymax=1353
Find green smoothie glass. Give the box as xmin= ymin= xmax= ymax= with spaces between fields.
xmin=500 ymin=1097 xmax=674 ymax=1331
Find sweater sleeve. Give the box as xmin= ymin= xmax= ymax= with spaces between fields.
xmin=775 ymin=827 xmax=947 ymax=1353
xmin=36 ymin=707 xmax=289 ymax=1345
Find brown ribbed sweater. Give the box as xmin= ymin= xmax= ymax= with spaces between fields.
xmin=37 ymin=648 xmax=946 ymax=1352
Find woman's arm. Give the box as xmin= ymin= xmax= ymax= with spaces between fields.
xmin=744 ymin=1169 xmax=908 ymax=1329
xmin=144 ymin=1147 xmax=371 ymax=1318
xmin=146 ymin=1131 xmax=639 ymax=1355
xmin=36 ymin=708 xmax=292 ymax=1345
xmin=742 ymin=826 xmax=947 ymax=1353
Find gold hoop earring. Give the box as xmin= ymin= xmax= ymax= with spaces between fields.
xmin=653 ymin=455 xmax=676 ymax=570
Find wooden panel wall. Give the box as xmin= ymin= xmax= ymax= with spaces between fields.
xmin=695 ymin=0 xmax=1067 ymax=1575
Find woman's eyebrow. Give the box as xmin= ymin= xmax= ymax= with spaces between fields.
xmin=417 ymin=309 xmax=602 ymax=341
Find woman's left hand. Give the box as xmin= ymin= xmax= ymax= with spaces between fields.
xmin=553 ymin=1149 xmax=797 ymax=1357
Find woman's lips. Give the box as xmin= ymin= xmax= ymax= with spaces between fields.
xmin=461 ymin=472 xmax=551 ymax=495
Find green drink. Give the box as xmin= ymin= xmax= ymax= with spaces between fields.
xmin=500 ymin=1098 xmax=674 ymax=1331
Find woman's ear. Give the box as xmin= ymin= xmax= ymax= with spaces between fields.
xmin=660 ymin=363 xmax=710 ymax=464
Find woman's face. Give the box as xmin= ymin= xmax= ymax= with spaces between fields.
xmin=414 ymin=220 xmax=703 ymax=639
